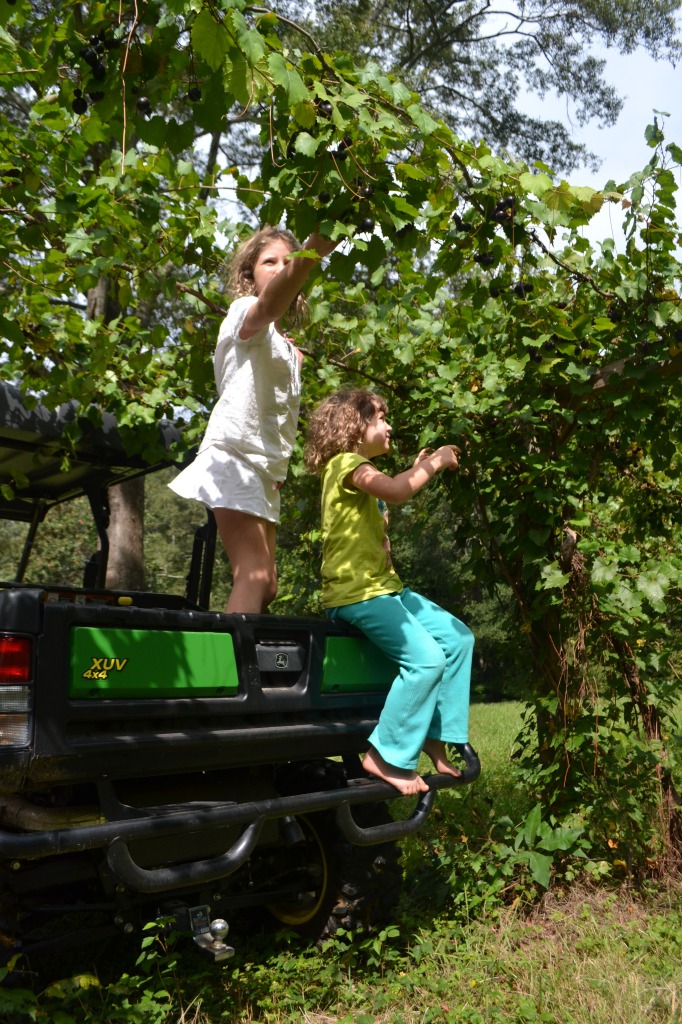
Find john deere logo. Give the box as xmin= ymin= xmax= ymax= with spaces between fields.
xmin=275 ymin=653 xmax=289 ymax=669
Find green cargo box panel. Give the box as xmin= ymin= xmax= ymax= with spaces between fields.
xmin=321 ymin=636 xmax=396 ymax=694
xmin=70 ymin=627 xmax=239 ymax=698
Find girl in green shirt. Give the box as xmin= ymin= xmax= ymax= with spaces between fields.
xmin=305 ymin=388 xmax=474 ymax=796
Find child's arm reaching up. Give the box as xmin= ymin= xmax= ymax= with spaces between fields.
xmin=350 ymin=444 xmax=460 ymax=504
xmin=240 ymin=231 xmax=337 ymax=339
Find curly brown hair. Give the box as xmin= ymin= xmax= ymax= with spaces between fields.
xmin=224 ymin=226 xmax=309 ymax=327
xmin=304 ymin=389 xmax=388 ymax=475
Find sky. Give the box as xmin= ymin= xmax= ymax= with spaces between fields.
xmin=558 ymin=48 xmax=682 ymax=190
xmin=525 ymin=45 xmax=682 ymax=246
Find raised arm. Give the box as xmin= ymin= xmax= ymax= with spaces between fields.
xmin=240 ymin=231 xmax=337 ymax=340
xmin=350 ymin=445 xmax=460 ymax=505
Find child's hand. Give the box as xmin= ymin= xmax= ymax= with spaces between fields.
xmin=305 ymin=230 xmax=338 ymax=259
xmin=415 ymin=445 xmax=461 ymax=471
xmin=433 ymin=445 xmax=461 ymax=472
xmin=413 ymin=447 xmax=433 ymax=466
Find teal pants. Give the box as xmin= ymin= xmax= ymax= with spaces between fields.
xmin=328 ymin=588 xmax=474 ymax=771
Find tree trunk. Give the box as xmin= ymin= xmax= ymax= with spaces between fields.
xmin=105 ymin=476 xmax=146 ymax=591
xmin=86 ymin=275 xmax=146 ymax=591
xmin=86 ymin=276 xmax=113 ymax=319
xmin=86 ymin=276 xmax=146 ymax=593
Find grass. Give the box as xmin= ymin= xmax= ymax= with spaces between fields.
xmin=162 ymin=883 xmax=682 ymax=1024
xmin=458 ymin=699 xmax=527 ymax=808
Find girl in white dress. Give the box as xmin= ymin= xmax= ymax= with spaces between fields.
xmin=169 ymin=226 xmax=336 ymax=613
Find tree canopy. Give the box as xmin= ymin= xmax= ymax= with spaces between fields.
xmin=1 ymin=0 xmax=681 ymax=874
xmin=276 ymin=0 xmax=682 ymax=171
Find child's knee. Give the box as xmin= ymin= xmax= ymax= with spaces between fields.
xmin=244 ymin=564 xmax=277 ymax=610
xmin=461 ymin=623 xmax=475 ymax=652
xmin=253 ymin=563 xmax=277 ymax=606
xmin=448 ymin=618 xmax=474 ymax=651
xmin=415 ymin=646 xmax=447 ymax=683
xmin=264 ymin=573 xmax=278 ymax=608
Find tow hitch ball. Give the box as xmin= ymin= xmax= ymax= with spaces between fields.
xmin=187 ymin=905 xmax=235 ymax=962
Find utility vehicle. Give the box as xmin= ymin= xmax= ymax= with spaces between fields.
xmin=0 ymin=380 xmax=479 ymax=964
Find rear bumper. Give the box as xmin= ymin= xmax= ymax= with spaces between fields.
xmin=0 ymin=744 xmax=481 ymax=892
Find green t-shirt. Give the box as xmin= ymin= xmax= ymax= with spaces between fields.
xmin=320 ymin=451 xmax=403 ymax=609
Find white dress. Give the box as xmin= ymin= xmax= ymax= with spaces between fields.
xmin=168 ymin=296 xmax=302 ymax=521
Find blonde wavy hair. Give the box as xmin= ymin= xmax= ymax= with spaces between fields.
xmin=224 ymin=226 xmax=309 ymax=327
xmin=304 ymin=389 xmax=388 ymax=475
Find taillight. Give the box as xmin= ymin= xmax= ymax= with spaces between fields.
xmin=0 ymin=636 xmax=32 ymax=683
xmin=0 ymin=636 xmax=32 ymax=747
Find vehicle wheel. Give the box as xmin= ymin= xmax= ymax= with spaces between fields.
xmin=267 ymin=761 xmax=403 ymax=941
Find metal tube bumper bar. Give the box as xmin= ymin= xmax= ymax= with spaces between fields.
xmin=336 ymin=742 xmax=480 ymax=845
xmin=0 ymin=746 xmax=480 ymax=880
xmin=337 ymin=789 xmax=436 ymax=845
xmin=106 ymin=819 xmax=266 ymax=894
xmin=0 ymin=777 xmax=423 ymax=860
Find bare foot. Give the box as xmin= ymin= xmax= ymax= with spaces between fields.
xmin=362 ymin=747 xmax=429 ymax=795
xmin=423 ymin=739 xmax=461 ymax=778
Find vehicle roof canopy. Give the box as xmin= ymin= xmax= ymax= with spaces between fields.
xmin=0 ymin=381 xmax=182 ymax=522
